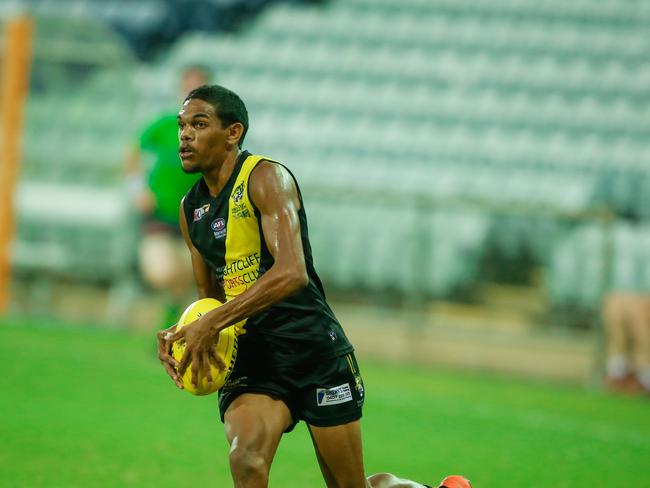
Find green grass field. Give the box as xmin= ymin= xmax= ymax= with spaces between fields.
xmin=1 ymin=318 xmax=649 ymax=488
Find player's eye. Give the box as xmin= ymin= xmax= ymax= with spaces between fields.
xmin=195 ymin=121 xmax=207 ymax=129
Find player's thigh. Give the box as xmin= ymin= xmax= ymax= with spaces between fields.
xmin=308 ymin=420 xmax=368 ymax=488
xmin=224 ymin=392 xmax=293 ymax=463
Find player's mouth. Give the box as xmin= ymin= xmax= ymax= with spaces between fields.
xmin=179 ymin=145 xmax=195 ymax=159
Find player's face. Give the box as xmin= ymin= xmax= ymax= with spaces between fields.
xmin=177 ymin=98 xmax=231 ymax=174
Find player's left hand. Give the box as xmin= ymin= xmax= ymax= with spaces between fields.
xmin=157 ymin=324 xmax=183 ymax=388
xmin=164 ymin=318 xmax=226 ymax=388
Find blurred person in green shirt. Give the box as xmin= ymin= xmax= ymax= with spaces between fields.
xmin=126 ymin=65 xmax=211 ymax=327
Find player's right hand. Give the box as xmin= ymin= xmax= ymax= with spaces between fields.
xmin=157 ymin=324 xmax=183 ymax=389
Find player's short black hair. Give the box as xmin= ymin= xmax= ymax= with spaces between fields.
xmin=184 ymin=84 xmax=249 ymax=148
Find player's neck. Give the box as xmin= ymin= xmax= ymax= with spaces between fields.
xmin=202 ymin=149 xmax=240 ymax=197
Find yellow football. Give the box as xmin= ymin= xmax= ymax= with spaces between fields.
xmin=171 ymin=298 xmax=238 ymax=396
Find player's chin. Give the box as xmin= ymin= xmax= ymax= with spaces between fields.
xmin=180 ymin=158 xmax=201 ymax=174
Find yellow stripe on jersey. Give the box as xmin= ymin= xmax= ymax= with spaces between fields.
xmin=223 ymin=154 xmax=272 ymax=335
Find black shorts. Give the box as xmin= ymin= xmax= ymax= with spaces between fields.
xmin=218 ymin=346 xmax=365 ymax=433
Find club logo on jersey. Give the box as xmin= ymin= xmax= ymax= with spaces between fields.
xmin=232 ymin=181 xmax=245 ymax=205
xmin=231 ymin=181 xmax=251 ymax=219
xmin=328 ymin=330 xmax=337 ymax=341
xmin=316 ymin=383 xmax=353 ymax=406
xmin=193 ymin=203 xmax=210 ymax=222
xmin=211 ymin=218 xmax=226 ymax=239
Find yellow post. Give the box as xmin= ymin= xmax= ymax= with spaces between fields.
xmin=0 ymin=17 xmax=33 ymax=313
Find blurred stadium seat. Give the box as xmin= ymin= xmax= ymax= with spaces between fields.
xmin=8 ymin=0 xmax=650 ymax=322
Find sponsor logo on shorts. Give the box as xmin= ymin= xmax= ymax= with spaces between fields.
xmin=193 ymin=203 xmax=210 ymax=222
xmin=316 ymin=383 xmax=353 ymax=406
xmin=211 ymin=218 xmax=226 ymax=239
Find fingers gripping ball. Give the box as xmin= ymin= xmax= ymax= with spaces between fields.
xmin=171 ymin=298 xmax=238 ymax=396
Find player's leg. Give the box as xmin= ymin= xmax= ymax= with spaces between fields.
xmin=308 ymin=422 xmax=428 ymax=488
xmin=306 ymin=424 xmax=339 ymax=487
xmin=223 ymin=393 xmax=292 ymax=488
xmin=301 ymin=352 xmax=441 ymax=487
xmin=299 ymin=351 xmax=368 ymax=487
xmin=301 ymin=353 xmax=460 ymax=488
xmin=308 ymin=420 xmax=369 ymax=488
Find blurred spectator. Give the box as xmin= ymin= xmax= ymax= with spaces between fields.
xmin=126 ymin=65 xmax=211 ymax=327
xmin=603 ymin=292 xmax=650 ymax=396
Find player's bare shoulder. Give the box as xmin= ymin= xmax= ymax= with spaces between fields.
xmin=249 ymin=159 xmax=300 ymax=210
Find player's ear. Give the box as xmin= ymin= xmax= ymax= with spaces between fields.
xmin=226 ymin=122 xmax=244 ymax=147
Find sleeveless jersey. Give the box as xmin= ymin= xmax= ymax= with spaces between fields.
xmin=182 ymin=151 xmax=353 ymax=366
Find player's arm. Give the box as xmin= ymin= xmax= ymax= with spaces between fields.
xmin=178 ymin=198 xmax=226 ymax=302
xmin=166 ymin=161 xmax=309 ymax=377
xmin=157 ymin=199 xmax=227 ymax=388
xmin=208 ymin=160 xmax=309 ymax=323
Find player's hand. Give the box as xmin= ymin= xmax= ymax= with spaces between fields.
xmin=157 ymin=324 xmax=183 ymax=389
xmin=165 ymin=318 xmax=227 ymax=389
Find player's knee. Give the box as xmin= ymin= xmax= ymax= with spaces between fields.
xmin=229 ymin=445 xmax=269 ymax=484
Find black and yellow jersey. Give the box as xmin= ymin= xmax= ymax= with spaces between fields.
xmin=182 ymin=150 xmax=353 ymax=366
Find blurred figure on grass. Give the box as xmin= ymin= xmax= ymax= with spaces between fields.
xmin=126 ymin=65 xmax=212 ymax=328
xmin=603 ymin=292 xmax=650 ymax=396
